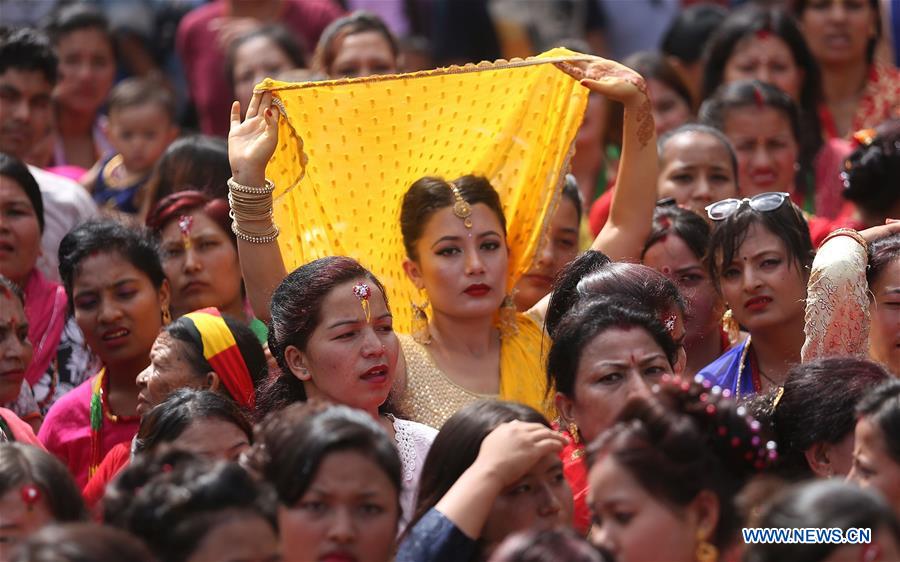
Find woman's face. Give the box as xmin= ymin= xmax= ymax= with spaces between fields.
xmin=53 ymin=28 xmax=115 ymax=114
xmin=481 ymin=450 xmax=574 ymax=555
xmin=514 ymin=197 xmax=579 ymax=311
xmin=643 ymin=235 xmax=723 ymax=349
xmin=187 ymin=513 xmax=280 ymax=562
xmin=718 ymin=222 xmax=807 ymax=334
xmin=0 ymin=175 xmax=41 ymax=286
xmin=557 ymin=327 xmax=673 ymax=445
xmin=723 ymin=107 xmax=798 ymax=197
xmin=588 ymin=455 xmax=703 ymax=562
xmin=71 ymin=251 xmax=168 ymax=371
xmin=800 ymin=0 xmax=877 ymax=67
xmin=0 ymin=483 xmax=55 ymax=554
xmin=233 ymin=35 xmax=298 ymax=108
xmin=136 ymin=331 xmax=205 ymax=416
xmin=848 ymin=417 xmax=900 ymax=511
xmin=724 ymin=35 xmax=804 ymax=101
xmin=406 ymin=204 xmax=509 ymax=322
xmin=279 ymin=450 xmax=399 ymax=562
xmin=657 ymin=132 xmax=738 ymax=215
xmin=172 ymin=417 xmax=251 ymax=462
xmin=329 ymin=31 xmax=397 ymax=79
xmin=0 ymin=290 xmax=32 ymax=404
xmin=868 ymin=259 xmax=900 ymax=375
xmin=288 ymin=279 xmax=399 ymax=415
xmin=648 ymin=78 xmax=691 ymax=136
xmin=159 ymin=211 xmax=243 ymax=320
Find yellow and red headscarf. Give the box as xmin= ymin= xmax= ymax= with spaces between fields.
xmin=181 ymin=308 xmax=256 ymax=410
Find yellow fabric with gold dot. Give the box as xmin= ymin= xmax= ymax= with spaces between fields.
xmin=257 ymin=48 xmax=589 ymax=333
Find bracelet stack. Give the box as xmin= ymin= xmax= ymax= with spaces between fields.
xmin=227 ymin=177 xmax=280 ymax=244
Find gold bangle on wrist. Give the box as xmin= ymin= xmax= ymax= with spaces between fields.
xmin=227 ymin=177 xmax=275 ymax=195
xmin=820 ymin=228 xmax=867 ymax=249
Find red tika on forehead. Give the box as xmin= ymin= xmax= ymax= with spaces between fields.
xmin=753 ymin=86 xmax=765 ymax=109
xmin=754 ymin=28 xmax=771 ymax=40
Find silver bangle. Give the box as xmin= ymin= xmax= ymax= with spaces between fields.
xmin=227 ymin=177 xmax=275 ymax=195
xmin=231 ymin=222 xmax=280 ymax=244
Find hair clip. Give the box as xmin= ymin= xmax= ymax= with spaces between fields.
xmin=20 ymin=484 xmax=41 ymax=511
xmin=852 ymin=128 xmax=877 ymax=147
xmin=353 ymin=283 xmax=372 ymax=323
xmin=663 ymin=314 xmax=677 ymax=335
xmin=449 ymin=182 xmax=473 ymax=229
xmin=771 ymin=386 xmax=785 ymax=412
xmin=178 ymin=215 xmax=194 ymax=250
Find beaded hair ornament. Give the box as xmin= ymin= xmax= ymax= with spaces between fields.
xmin=656 ymin=374 xmax=779 ymax=471
xmin=353 ymin=283 xmax=372 ymax=323
xmin=449 ymin=182 xmax=473 ymax=229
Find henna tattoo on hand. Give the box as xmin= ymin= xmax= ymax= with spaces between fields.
xmin=635 ymin=98 xmax=653 ymax=148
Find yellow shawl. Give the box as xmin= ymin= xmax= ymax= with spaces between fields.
xmin=256 ymin=49 xmax=587 ymax=412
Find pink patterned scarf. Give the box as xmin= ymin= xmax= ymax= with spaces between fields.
xmin=23 ymin=269 xmax=68 ymax=385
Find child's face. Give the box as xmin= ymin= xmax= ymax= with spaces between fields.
xmin=108 ymin=103 xmax=176 ymax=173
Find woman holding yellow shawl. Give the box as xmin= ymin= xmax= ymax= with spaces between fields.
xmin=226 ymin=55 xmax=659 ymax=428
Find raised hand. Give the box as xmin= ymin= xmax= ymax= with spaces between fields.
xmin=472 ymin=421 xmax=566 ymax=488
xmin=556 ymin=57 xmax=649 ymax=107
xmin=859 ymin=218 xmax=900 ymax=243
xmin=228 ymin=91 xmax=280 ymax=186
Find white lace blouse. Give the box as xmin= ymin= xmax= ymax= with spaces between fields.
xmin=391 ymin=416 xmax=438 ymax=531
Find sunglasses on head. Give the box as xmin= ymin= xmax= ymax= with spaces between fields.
xmin=705 ymin=192 xmax=791 ymax=221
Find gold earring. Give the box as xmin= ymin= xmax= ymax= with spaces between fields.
xmin=499 ymin=293 xmax=519 ymax=339
xmin=722 ymin=308 xmax=740 ymax=346
xmin=695 ymin=533 xmax=718 ymax=562
xmin=568 ymin=422 xmax=581 ymax=444
xmin=162 ymin=307 xmax=172 ymax=325
xmin=411 ymin=298 xmax=431 ymax=345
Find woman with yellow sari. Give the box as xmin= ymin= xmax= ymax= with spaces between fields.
xmin=226 ymin=54 xmax=659 ymax=428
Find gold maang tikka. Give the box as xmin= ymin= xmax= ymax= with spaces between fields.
xmin=449 ymin=182 xmax=473 ymax=228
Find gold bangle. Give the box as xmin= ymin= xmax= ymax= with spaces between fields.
xmin=819 ymin=228 xmax=867 ymax=249
xmin=231 ymin=222 xmax=279 ymax=244
xmin=227 ymin=177 xmax=275 ymax=195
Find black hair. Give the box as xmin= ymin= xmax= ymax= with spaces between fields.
xmin=259 ymin=256 xmax=388 ymax=414
xmin=765 ymin=358 xmax=891 ymax=480
xmin=857 ymin=380 xmax=900 ymax=463
xmin=657 ymin=123 xmax=738 ymax=177
xmin=143 ymin=135 xmax=231 ymax=207
xmin=700 ymin=77 xmax=798 ymax=127
xmin=104 ymin=450 xmax=277 ymax=562
xmin=561 ymin=174 xmax=583 ymax=223
xmin=588 ymin=376 xmax=775 ymax=550
xmin=107 ymin=76 xmax=176 ymax=122
xmin=134 ymin=388 xmax=253 ymax=456
xmin=10 ymin=522 xmax=156 ymax=562
xmin=867 ymin=233 xmax=900 ymax=290
xmin=792 ymin=0 xmax=881 ymax=64
xmin=400 ymin=175 xmax=507 ymax=261
xmin=410 ymin=401 xmax=549 ymax=533
xmin=745 ymin=479 xmax=900 ymax=562
xmin=0 ymin=27 xmax=57 ymax=84
xmin=313 ymin=11 xmax=398 ymax=75
xmin=44 ymin=3 xmax=114 ymax=53
xmin=544 ymin=250 xmax=612 ymax=339
xmin=0 ymin=151 xmax=43 ymax=232
xmin=163 ymin=313 xmax=268 ymax=402
xmin=548 ymin=295 xmax=679 ymax=399
xmin=488 ymin=528 xmax=611 ymax=562
xmin=0 ymin=443 xmax=87 ymax=522
xmin=706 ymin=194 xmax=813 ymax=290
xmin=226 ymin=24 xmax=307 ymax=89
xmin=701 ymin=6 xmax=823 ymax=183
xmin=661 ymin=3 xmax=729 ymax=65
xmin=250 ymin=403 xmax=401 ymax=508
xmin=641 ymin=204 xmax=711 ymax=262
xmin=843 ymin=119 xmax=900 ymax=217
xmin=57 ymin=220 xmax=166 ymax=308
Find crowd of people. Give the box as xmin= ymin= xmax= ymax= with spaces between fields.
xmin=0 ymin=0 xmax=899 ymax=561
